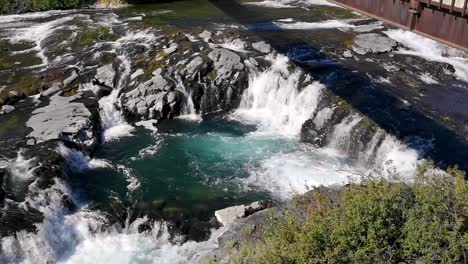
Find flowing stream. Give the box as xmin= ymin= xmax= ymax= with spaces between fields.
xmin=1 ymin=1 xmax=466 ymax=263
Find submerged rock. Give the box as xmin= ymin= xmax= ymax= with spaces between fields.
xmin=353 ymin=33 xmax=397 ymax=55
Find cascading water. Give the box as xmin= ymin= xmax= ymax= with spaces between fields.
xmin=175 ymin=75 xmax=201 ymax=121
xmin=233 ymin=54 xmax=324 ymax=137
xmin=99 ymin=56 xmax=136 ymax=142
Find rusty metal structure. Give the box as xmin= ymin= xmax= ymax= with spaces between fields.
xmin=329 ymin=0 xmax=468 ymax=52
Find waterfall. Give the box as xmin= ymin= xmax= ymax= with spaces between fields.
xmin=233 ymin=54 xmax=324 ymax=137
xmin=98 ymin=56 xmax=135 ymax=141
xmin=328 ymin=114 xmax=363 ymax=152
xmin=175 ymin=75 xmax=201 ymax=121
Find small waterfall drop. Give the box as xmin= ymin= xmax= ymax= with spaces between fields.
xmin=98 ymin=56 xmax=135 ymax=141
xmin=175 ymin=75 xmax=201 ymax=121
xmin=233 ymin=54 xmax=324 ymax=137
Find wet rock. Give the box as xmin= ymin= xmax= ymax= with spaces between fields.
xmin=0 ymin=105 xmax=15 ymax=114
xmin=353 ymin=33 xmax=397 ymax=55
xmin=252 ymin=41 xmax=271 ymax=54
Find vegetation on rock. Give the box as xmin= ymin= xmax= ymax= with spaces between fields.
xmin=228 ymin=163 xmax=468 ymax=263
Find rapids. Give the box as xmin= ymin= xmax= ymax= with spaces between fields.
xmin=0 ymin=0 xmax=467 ymax=263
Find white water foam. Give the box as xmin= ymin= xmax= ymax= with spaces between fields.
xmin=0 ymin=178 xmax=225 ymax=264
xmin=245 ymin=146 xmax=359 ymax=199
xmin=116 ymin=165 xmax=141 ymax=193
xmin=273 ymin=19 xmax=356 ymax=30
xmin=4 ymin=14 xmax=87 ymax=67
xmin=385 ymin=29 xmax=468 ymax=82
xmin=0 ymin=150 xmax=38 ymax=181
xmin=56 ymin=144 xmax=111 ymax=172
xmin=175 ymin=75 xmax=202 ymax=121
xmin=233 ymin=54 xmax=323 ymax=137
xmin=99 ymin=57 xmax=135 ymax=141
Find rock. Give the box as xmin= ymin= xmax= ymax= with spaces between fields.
xmin=199 ymin=30 xmax=212 ymax=40
xmin=342 ymin=50 xmax=353 ymax=58
xmin=95 ymin=64 xmax=116 ymax=88
xmin=208 ymin=48 xmax=244 ymax=83
xmin=252 ymin=41 xmax=271 ymax=54
xmin=63 ymin=70 xmax=78 ymax=87
xmin=215 ymin=205 xmax=246 ymax=226
xmin=163 ymin=43 xmax=178 ymax=55
xmin=184 ymin=56 xmax=204 ymax=76
xmin=215 ymin=201 xmax=270 ymax=226
xmin=26 ymin=94 xmax=96 ymax=147
xmin=352 ymin=33 xmax=397 ymax=55
xmin=41 ymin=85 xmax=61 ymax=97
xmin=8 ymin=91 xmax=24 ymax=99
xmin=1 ymin=105 xmax=15 ymax=114
xmin=131 ymin=69 xmax=144 ymax=80
xmin=26 ymin=139 xmax=35 ymax=145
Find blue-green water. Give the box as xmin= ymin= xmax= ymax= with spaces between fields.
xmin=68 ymin=115 xmax=301 ymax=226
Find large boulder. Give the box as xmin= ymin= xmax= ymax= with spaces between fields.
xmin=353 ymin=33 xmax=397 ymax=55
xmin=26 ymin=94 xmax=97 ymax=148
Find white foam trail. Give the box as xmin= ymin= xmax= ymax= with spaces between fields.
xmin=419 ymin=72 xmax=440 ymax=84
xmin=0 ymin=10 xmax=76 ymax=24
xmin=1 ymin=179 xmax=225 ymax=264
xmin=116 ymin=165 xmax=141 ymax=193
xmin=56 ymin=144 xmax=111 ymax=172
xmin=0 ymin=150 xmax=38 ymax=181
xmin=245 ymin=146 xmax=358 ymax=199
xmin=273 ymin=19 xmax=356 ymax=30
xmin=385 ymin=29 xmax=468 ymax=82
xmin=232 ymin=54 xmax=323 ymax=137
xmin=244 ymin=0 xmax=338 ymax=9
xmin=4 ymin=14 xmax=86 ymax=66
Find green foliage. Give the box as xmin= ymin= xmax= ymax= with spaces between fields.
xmin=235 ymin=164 xmax=468 ymax=263
xmin=0 ymin=0 xmax=90 ymax=14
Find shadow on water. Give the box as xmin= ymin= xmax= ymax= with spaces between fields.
xmin=208 ymin=0 xmax=468 ymax=170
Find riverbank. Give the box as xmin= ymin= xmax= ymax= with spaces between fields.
xmin=0 ymin=0 xmax=467 ymax=262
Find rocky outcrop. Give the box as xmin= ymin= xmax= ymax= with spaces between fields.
xmin=26 ymin=93 xmax=98 ymax=148
xmin=215 ymin=201 xmax=270 ymax=226
xmin=352 ymin=33 xmax=397 ymax=55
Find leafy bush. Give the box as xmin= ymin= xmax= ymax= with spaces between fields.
xmin=234 ymin=164 xmax=468 ymax=263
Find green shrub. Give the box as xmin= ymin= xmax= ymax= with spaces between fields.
xmin=235 ymin=164 xmax=468 ymax=264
